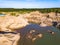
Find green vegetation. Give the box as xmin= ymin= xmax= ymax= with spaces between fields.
xmin=10 ymin=12 xmax=16 ymax=16
xmin=0 ymin=8 xmax=60 ymax=13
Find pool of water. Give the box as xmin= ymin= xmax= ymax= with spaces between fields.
xmin=0 ymin=14 xmax=5 ymax=16
xmin=16 ymin=24 xmax=60 ymax=45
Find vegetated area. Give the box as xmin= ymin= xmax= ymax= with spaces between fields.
xmin=0 ymin=8 xmax=60 ymax=13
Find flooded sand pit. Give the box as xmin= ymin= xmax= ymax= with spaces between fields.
xmin=0 ymin=23 xmax=60 ymax=45
xmin=16 ymin=24 xmax=60 ymax=45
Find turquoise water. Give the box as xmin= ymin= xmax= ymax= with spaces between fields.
xmin=17 ymin=24 xmax=60 ymax=45
xmin=0 ymin=14 xmax=5 ymax=16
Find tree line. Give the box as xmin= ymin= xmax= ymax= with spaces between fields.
xmin=0 ymin=8 xmax=60 ymax=13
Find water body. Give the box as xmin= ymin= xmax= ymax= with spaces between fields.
xmin=0 ymin=14 xmax=5 ymax=16
xmin=17 ymin=24 xmax=60 ymax=45
xmin=16 ymin=24 xmax=59 ymax=35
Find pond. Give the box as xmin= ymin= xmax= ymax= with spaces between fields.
xmin=16 ymin=24 xmax=60 ymax=45
xmin=0 ymin=14 xmax=5 ymax=16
